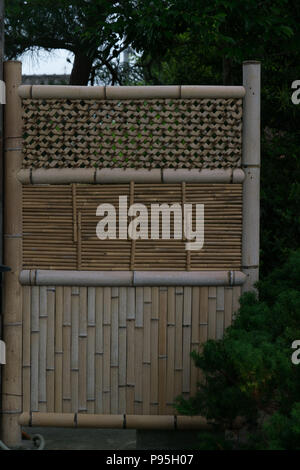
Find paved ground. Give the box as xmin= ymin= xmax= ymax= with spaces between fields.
xmin=18 ymin=427 xmax=200 ymax=450
xmin=21 ymin=427 xmax=137 ymax=450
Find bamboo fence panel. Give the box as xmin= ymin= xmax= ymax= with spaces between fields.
xmin=22 ymin=183 xmax=242 ymax=271
xmin=22 ymin=284 xmax=241 ymax=415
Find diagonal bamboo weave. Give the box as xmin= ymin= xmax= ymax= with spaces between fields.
xmin=22 ymin=98 xmax=242 ymax=170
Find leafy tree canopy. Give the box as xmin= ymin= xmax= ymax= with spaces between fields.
xmin=5 ymin=0 xmax=134 ymax=84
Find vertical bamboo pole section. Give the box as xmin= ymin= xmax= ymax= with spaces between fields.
xmin=22 ymin=286 xmax=31 ymax=413
xmin=142 ymin=287 xmax=151 ymax=414
xmin=174 ymin=287 xmax=183 ymax=399
xmin=216 ymin=287 xmax=225 ymax=340
xmin=77 ymin=211 xmax=82 ymax=270
xmin=95 ymin=287 xmax=103 ymax=413
xmin=46 ymin=286 xmax=55 ymax=412
xmin=62 ymin=287 xmax=72 ymax=412
xmin=199 ymin=287 xmax=208 ymax=384
xmin=2 ymin=61 xmax=23 ymax=446
xmin=71 ymin=286 xmax=79 ymax=412
xmin=224 ymin=287 xmax=233 ymax=329
xmin=208 ymin=286 xmax=216 ymax=340
xmin=134 ymin=287 xmax=143 ymax=414
xmin=72 ymin=184 xmax=77 ymax=243
xmin=166 ymin=287 xmax=175 ymax=413
xmin=118 ymin=287 xmax=127 ymax=413
xmin=87 ymin=287 xmax=96 ymax=413
xmin=103 ymin=287 xmax=111 ymax=413
xmin=150 ymin=287 xmax=159 ymax=415
xmin=130 ymin=181 xmax=135 ymax=270
xmin=30 ymin=287 xmax=39 ymax=412
xmin=158 ymin=287 xmax=167 ymax=414
xmin=126 ymin=287 xmax=135 ymax=413
xmin=111 ymin=287 xmax=119 ymax=413
xmin=78 ymin=287 xmax=87 ymax=412
xmin=55 ymin=287 xmax=63 ymax=412
xmin=39 ymin=287 xmax=47 ymax=412
xmin=242 ymin=61 xmax=261 ymax=292
xmin=182 ymin=287 xmax=192 ymax=397
xmin=190 ymin=287 xmax=200 ymax=396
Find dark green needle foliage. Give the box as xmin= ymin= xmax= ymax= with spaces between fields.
xmin=176 ymin=251 xmax=300 ymax=450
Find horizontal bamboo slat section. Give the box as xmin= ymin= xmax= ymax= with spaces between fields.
xmin=23 ymin=183 xmax=242 ymax=271
xmin=22 ymin=284 xmax=241 ymax=415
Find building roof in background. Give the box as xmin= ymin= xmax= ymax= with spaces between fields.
xmin=22 ymin=74 xmax=70 ymax=85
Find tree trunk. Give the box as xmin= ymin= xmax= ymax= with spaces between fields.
xmin=69 ymin=51 xmax=94 ymax=86
xmin=222 ymin=57 xmax=233 ymax=85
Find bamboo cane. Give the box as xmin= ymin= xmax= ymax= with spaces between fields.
xmin=242 ymin=61 xmax=261 ymax=292
xmin=2 ymin=61 xmax=23 ymax=446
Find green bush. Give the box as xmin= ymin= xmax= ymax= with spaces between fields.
xmin=175 ymin=250 xmax=300 ymax=450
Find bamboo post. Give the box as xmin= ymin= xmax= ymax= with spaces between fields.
xmin=1 ymin=61 xmax=23 ymax=446
xmin=242 ymin=61 xmax=261 ymax=292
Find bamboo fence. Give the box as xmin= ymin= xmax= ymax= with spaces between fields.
xmin=1 ymin=61 xmax=260 ymax=444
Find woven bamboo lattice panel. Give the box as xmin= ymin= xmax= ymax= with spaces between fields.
xmin=22 ymin=284 xmax=241 ymax=415
xmin=22 ymin=183 xmax=242 ymax=271
xmin=22 ymin=98 xmax=242 ymax=169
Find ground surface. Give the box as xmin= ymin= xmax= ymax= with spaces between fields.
xmin=18 ymin=427 xmax=200 ymax=450
xmin=21 ymin=427 xmax=136 ymax=450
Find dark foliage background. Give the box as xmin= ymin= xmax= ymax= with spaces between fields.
xmin=5 ymin=0 xmax=300 ymax=449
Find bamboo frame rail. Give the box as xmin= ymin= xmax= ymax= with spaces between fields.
xmin=18 ymin=412 xmax=213 ymax=430
xmin=1 ymin=61 xmax=23 ymax=446
xmin=17 ymin=168 xmax=245 ymax=185
xmin=242 ymin=61 xmax=261 ymax=292
xmin=19 ymin=270 xmax=246 ymax=286
xmin=18 ymin=84 xmax=246 ymax=100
